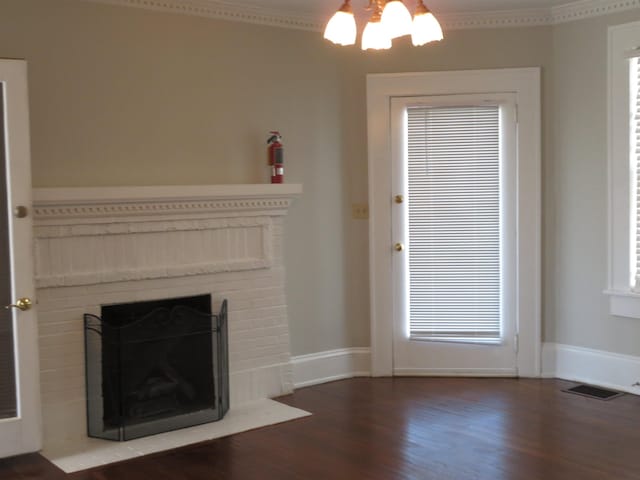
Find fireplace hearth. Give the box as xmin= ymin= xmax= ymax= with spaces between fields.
xmin=84 ymin=294 xmax=229 ymax=441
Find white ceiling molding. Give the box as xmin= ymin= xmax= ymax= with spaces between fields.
xmin=440 ymin=8 xmax=552 ymax=30
xmin=551 ymin=0 xmax=640 ymax=24
xmin=84 ymin=0 xmax=321 ymax=31
xmin=84 ymin=0 xmax=640 ymax=31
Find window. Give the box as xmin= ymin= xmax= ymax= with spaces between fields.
xmin=406 ymin=104 xmax=502 ymax=342
xmin=607 ymin=21 xmax=640 ymax=318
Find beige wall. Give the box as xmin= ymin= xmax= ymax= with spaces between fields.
xmin=0 ymin=0 xmax=350 ymax=356
xmin=3 ymin=0 xmax=639 ymax=358
xmin=547 ymin=11 xmax=640 ymax=356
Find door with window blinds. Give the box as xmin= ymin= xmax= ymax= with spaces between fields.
xmin=391 ymin=95 xmax=518 ymax=376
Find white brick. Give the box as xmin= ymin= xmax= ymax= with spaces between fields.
xmin=35 ymin=200 xmax=294 ymax=448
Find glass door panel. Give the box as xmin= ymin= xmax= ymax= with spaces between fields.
xmin=0 ymin=88 xmax=16 ymax=420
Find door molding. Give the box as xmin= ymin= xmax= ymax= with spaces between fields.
xmin=366 ymin=68 xmax=541 ymax=377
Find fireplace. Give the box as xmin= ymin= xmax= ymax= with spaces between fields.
xmin=33 ymin=184 xmax=299 ymax=447
xmin=84 ymin=294 xmax=229 ymax=441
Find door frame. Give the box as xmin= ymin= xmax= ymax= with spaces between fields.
xmin=366 ymin=68 xmax=541 ymax=377
xmin=0 ymin=59 xmax=41 ymax=457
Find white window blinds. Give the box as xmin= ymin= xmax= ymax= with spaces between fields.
xmin=632 ymin=57 xmax=640 ymax=290
xmin=407 ymin=105 xmax=502 ymax=343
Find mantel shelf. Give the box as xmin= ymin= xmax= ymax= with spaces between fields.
xmin=31 ymin=184 xmax=303 ymax=222
xmin=33 ymin=184 xmax=303 ymax=204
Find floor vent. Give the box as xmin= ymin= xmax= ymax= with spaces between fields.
xmin=563 ymin=384 xmax=624 ymax=401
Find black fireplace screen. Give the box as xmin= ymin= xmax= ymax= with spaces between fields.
xmin=84 ymin=295 xmax=229 ymax=441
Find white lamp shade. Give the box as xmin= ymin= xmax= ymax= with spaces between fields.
xmin=381 ymin=0 xmax=412 ymax=39
xmin=324 ymin=10 xmax=357 ymax=46
xmin=361 ymin=20 xmax=392 ymax=50
xmin=411 ymin=11 xmax=443 ymax=46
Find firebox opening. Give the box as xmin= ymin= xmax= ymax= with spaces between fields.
xmin=84 ymin=294 xmax=229 ymax=441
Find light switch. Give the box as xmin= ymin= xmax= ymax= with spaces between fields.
xmin=352 ymin=203 xmax=369 ymax=220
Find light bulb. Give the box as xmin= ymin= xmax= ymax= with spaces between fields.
xmin=411 ymin=2 xmax=443 ymax=46
xmin=381 ymin=0 xmax=413 ymax=39
xmin=324 ymin=1 xmax=357 ymax=46
xmin=362 ymin=2 xmax=391 ymax=51
xmin=362 ymin=19 xmax=392 ymax=50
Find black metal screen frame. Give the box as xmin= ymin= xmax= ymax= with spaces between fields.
xmin=84 ymin=297 xmax=229 ymax=441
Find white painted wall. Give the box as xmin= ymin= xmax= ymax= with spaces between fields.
xmin=547 ymin=11 xmax=640 ymax=357
xmin=0 ymin=0 xmax=352 ymax=357
xmin=0 ymin=0 xmax=639 ymax=369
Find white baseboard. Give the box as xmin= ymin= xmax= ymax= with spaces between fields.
xmin=291 ymin=348 xmax=371 ymax=388
xmin=542 ymin=342 xmax=640 ymax=395
xmin=230 ymin=362 xmax=294 ymax=405
xmin=291 ymin=343 xmax=640 ymax=396
xmin=393 ymin=367 xmax=517 ymax=376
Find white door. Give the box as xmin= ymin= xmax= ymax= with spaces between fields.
xmin=391 ymin=94 xmax=518 ymax=376
xmin=0 ymin=59 xmax=41 ymax=457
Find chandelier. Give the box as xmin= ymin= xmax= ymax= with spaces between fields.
xmin=324 ymin=0 xmax=443 ymax=51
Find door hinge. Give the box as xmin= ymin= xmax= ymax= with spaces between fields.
xmin=515 ymin=104 xmax=519 ymax=124
xmin=514 ymin=334 xmax=519 ymax=353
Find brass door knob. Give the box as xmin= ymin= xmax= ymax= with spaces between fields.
xmin=6 ymin=297 xmax=32 ymax=311
xmin=13 ymin=206 xmax=28 ymax=218
xmin=394 ymin=195 xmax=404 ymax=204
xmin=394 ymin=243 xmax=405 ymax=252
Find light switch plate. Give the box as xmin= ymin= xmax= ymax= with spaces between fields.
xmin=352 ymin=203 xmax=369 ymax=220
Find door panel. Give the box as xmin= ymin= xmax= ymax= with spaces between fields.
xmin=0 ymin=88 xmax=17 ymax=420
xmin=391 ymin=94 xmax=518 ymax=376
xmin=0 ymin=59 xmax=41 ymax=457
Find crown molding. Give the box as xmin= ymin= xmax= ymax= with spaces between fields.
xmin=551 ymin=0 xmax=640 ymax=24
xmin=440 ymin=8 xmax=552 ymax=30
xmin=82 ymin=0 xmax=640 ymax=32
xmin=84 ymin=0 xmax=321 ymax=31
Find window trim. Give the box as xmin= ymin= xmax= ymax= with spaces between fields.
xmin=607 ymin=21 xmax=640 ymax=318
xmin=366 ymin=68 xmax=541 ymax=377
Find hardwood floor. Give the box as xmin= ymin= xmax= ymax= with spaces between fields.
xmin=2 ymin=378 xmax=640 ymax=479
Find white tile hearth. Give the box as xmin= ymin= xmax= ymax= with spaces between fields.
xmin=42 ymin=399 xmax=311 ymax=473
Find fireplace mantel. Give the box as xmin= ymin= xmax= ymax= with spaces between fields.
xmin=34 ymin=183 xmax=300 ymax=448
xmin=32 ymin=184 xmax=303 ymax=222
xmin=31 ymin=184 xmax=302 ymax=288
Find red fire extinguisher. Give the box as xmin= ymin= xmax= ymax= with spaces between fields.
xmin=267 ymin=131 xmax=284 ymax=184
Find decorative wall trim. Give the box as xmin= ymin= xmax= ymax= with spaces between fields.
xmin=440 ymin=8 xmax=552 ymax=30
xmin=34 ymin=219 xmax=272 ymax=288
xmin=291 ymin=348 xmax=371 ymax=389
xmin=33 ymin=184 xmax=302 ymax=223
xmin=552 ymin=0 xmax=640 ymax=25
xmin=542 ymin=342 xmax=640 ymax=395
xmin=82 ymin=0 xmax=640 ymax=32
xmin=84 ymin=0 xmax=320 ymax=31
xmin=32 ymin=185 xmax=302 ymax=287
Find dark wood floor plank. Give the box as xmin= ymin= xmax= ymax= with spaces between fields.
xmin=1 ymin=378 xmax=640 ymax=479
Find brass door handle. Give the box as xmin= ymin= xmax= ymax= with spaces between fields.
xmin=6 ymin=297 xmax=32 ymax=311
xmin=394 ymin=243 xmax=405 ymax=252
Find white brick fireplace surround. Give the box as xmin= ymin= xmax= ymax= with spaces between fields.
xmin=32 ymin=184 xmax=302 ymax=449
